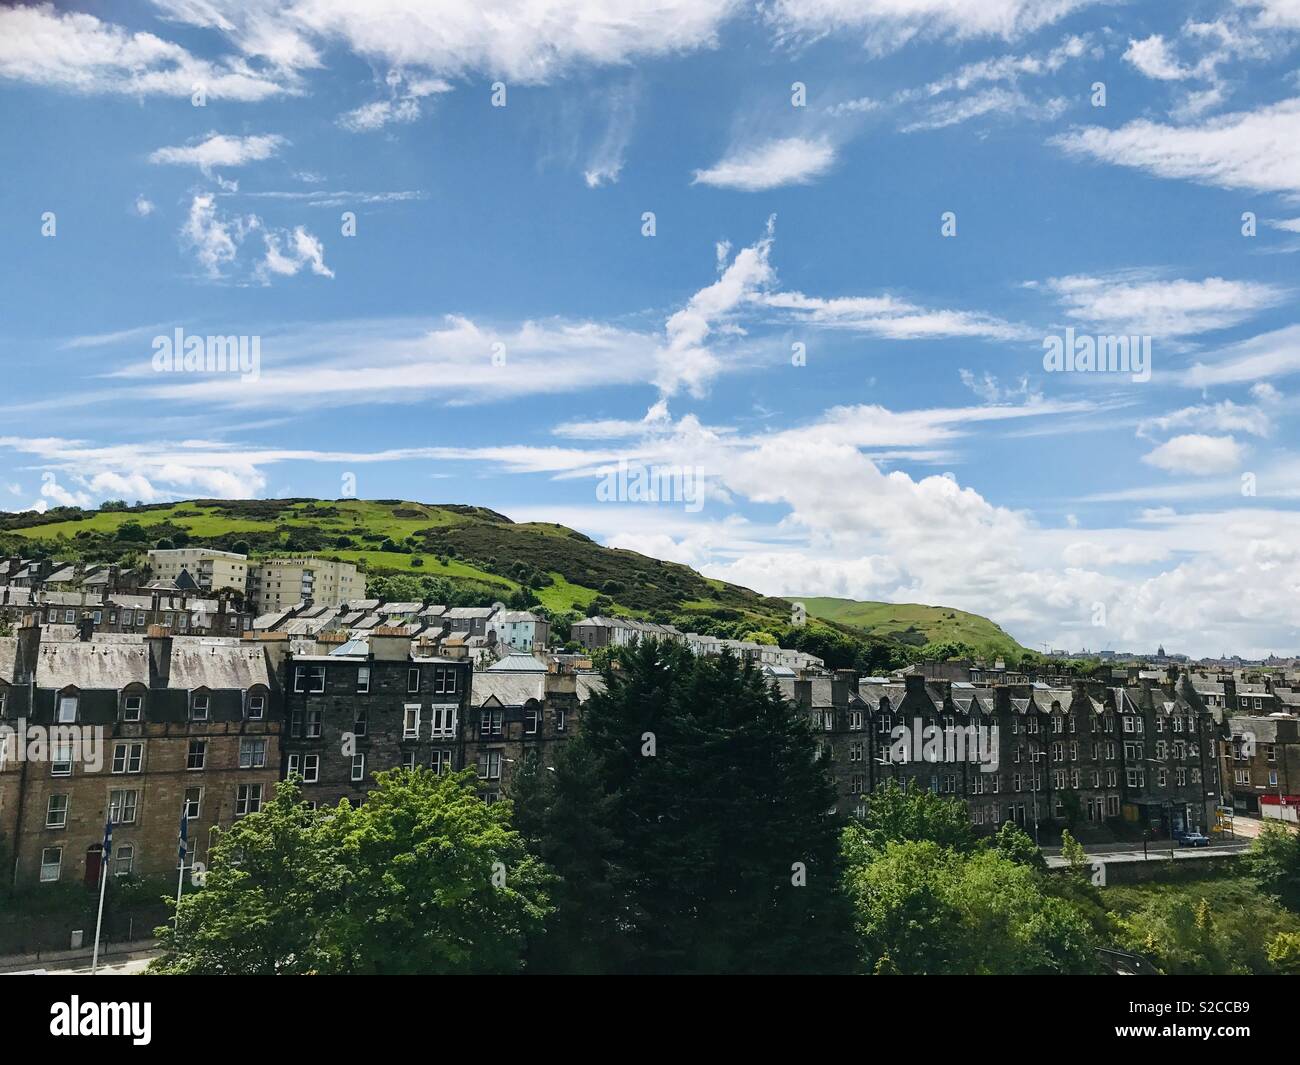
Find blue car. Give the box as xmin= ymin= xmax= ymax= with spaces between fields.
xmin=1178 ymin=832 xmax=1210 ymax=847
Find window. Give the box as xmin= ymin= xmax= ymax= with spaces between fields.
xmin=294 ymin=664 xmax=326 ymax=693
xmin=404 ymin=704 xmax=421 ymax=739
xmin=287 ymin=753 xmax=301 ymax=776
xmin=524 ymin=705 xmax=540 ymax=735
xmin=57 ymin=695 xmax=78 ymax=724
xmin=191 ymin=694 xmax=209 ymax=721
xmin=1235 ymin=768 xmax=1250 ymax=785
xmin=878 ymin=712 xmax=893 ymax=735
xmin=1269 ymin=769 xmax=1279 ymax=787
xmin=306 ymin=709 xmax=322 ymax=739
xmin=555 ymin=708 xmax=567 ymax=732
xmin=186 ymin=739 xmax=206 ymax=770
xmin=353 ymin=708 xmax=368 ymax=737
xmin=850 ymin=710 xmax=863 ymax=731
xmin=184 ymin=787 xmax=202 ymax=820
xmin=1123 ymin=716 xmax=1135 ymax=733
xmin=821 ymin=710 xmax=834 ymax=731
xmin=357 ymin=666 xmax=370 ymax=693
xmin=45 ymin=794 xmax=69 ymax=828
xmin=114 ymin=844 xmax=134 ymax=877
xmin=64 ymin=609 xmax=75 ymax=624
xmin=1157 ymin=769 xmax=1168 ymax=788
xmin=480 ymin=708 xmax=503 ymax=737
xmin=1106 ymin=796 xmax=1120 ymax=817
xmin=1126 ymin=768 xmax=1144 ymax=788
xmin=40 ymin=847 xmax=62 ymax=882
xmin=51 ymin=741 xmax=73 ymax=777
xmin=112 ymin=742 xmax=144 ymax=774
xmin=303 ymin=755 xmax=319 ymax=783
xmin=402 ymin=751 xmax=417 ymax=771
xmin=122 ymin=694 xmax=143 ymax=721
xmin=435 ymin=667 xmax=458 ymax=695
xmin=109 ymin=789 xmax=138 ymax=824
xmin=407 ymin=668 xmax=420 ymax=693
xmin=848 ymin=741 xmax=863 ymax=763
xmin=247 ymin=693 xmax=265 ymax=720
xmin=477 ymin=750 xmax=502 ymax=780
xmin=135 ymin=611 xmax=145 ymax=625
xmin=239 ymin=738 xmax=267 ymax=769
xmin=351 ymin=753 xmax=366 ymax=782
xmin=236 ymin=784 xmax=263 ymax=816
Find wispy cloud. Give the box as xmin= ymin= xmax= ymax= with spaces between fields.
xmin=692 ymin=136 xmax=836 ymax=191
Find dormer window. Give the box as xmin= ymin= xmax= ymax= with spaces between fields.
xmin=191 ymin=694 xmax=210 ymax=721
xmin=122 ymin=694 xmax=143 ymax=722
xmin=56 ymin=694 xmax=78 ymax=724
xmin=247 ymin=693 xmax=265 ymax=720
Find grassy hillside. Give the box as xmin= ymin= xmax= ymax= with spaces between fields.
xmin=0 ymin=498 xmax=1026 ymax=665
xmin=0 ymin=498 xmax=791 ymax=626
xmin=797 ymin=596 xmax=1028 ymax=655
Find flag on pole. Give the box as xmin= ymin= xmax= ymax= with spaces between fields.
xmin=178 ymin=802 xmax=189 ymax=864
xmin=102 ymin=815 xmax=113 ymax=868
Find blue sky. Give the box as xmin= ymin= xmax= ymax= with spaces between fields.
xmin=2 ymin=1 xmax=1300 ymax=657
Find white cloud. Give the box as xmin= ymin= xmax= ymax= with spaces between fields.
xmin=762 ymin=291 xmax=1031 ymax=341
xmin=150 ymin=132 xmax=286 ymax=173
xmin=764 ymin=0 xmax=1098 ymax=53
xmin=337 ymin=70 xmax=451 ymax=132
xmin=1052 ymin=98 xmax=1300 ymax=197
xmin=1124 ymin=35 xmax=1191 ymax=80
xmin=133 ymin=195 xmax=156 ymax=217
xmin=583 ymin=83 xmax=638 ymax=187
xmin=181 ymin=194 xmax=252 ymax=279
xmin=150 ymin=0 xmax=738 ymax=84
xmin=258 ymin=226 xmax=334 ymax=280
xmin=1045 ymin=273 xmax=1288 ymax=336
xmin=657 ymin=219 xmax=777 ymax=395
xmin=692 ymin=137 xmax=836 ymax=191
xmin=1141 ymin=433 xmax=1246 ymax=474
xmin=1137 ymin=400 xmax=1272 ymax=440
xmin=1185 ymin=324 xmax=1300 ymax=386
xmin=901 ymin=86 xmax=1067 ymax=131
xmin=0 ymin=4 xmax=290 ymax=100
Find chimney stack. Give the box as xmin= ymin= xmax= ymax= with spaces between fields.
xmin=146 ymin=624 xmax=173 ymax=688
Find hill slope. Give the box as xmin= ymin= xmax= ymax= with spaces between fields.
xmin=797 ymin=596 xmax=1028 ymax=655
xmin=0 ymin=498 xmax=1025 ymax=661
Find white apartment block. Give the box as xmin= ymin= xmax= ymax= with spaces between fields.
xmin=247 ymin=557 xmax=361 ymax=610
xmin=147 ymin=548 xmax=248 ymax=593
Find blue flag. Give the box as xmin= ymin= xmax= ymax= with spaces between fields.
xmin=178 ymin=803 xmax=189 ymax=863
xmin=102 ymin=815 xmax=113 ymax=861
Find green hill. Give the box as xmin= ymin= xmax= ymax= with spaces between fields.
xmin=0 ymin=498 xmax=1025 ymax=666
xmin=796 ymin=596 xmax=1028 ymax=656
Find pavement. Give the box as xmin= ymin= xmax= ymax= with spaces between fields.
xmin=0 ymin=940 xmax=158 ymax=976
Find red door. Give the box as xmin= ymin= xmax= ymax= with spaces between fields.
xmin=84 ymin=845 xmax=102 ymax=888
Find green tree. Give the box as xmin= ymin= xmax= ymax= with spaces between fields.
xmin=856 ymin=780 xmax=979 ymax=853
xmin=529 ymin=639 xmax=854 ymax=973
xmin=842 ymin=834 xmax=1099 ymax=974
xmin=992 ymin=820 xmax=1047 ymax=870
xmin=1247 ymin=823 xmax=1300 ymax=912
xmin=1060 ymin=829 xmax=1088 ymax=875
xmin=151 ymin=771 xmax=552 ymax=974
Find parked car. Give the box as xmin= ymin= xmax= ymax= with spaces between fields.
xmin=1178 ymin=832 xmax=1210 ymax=847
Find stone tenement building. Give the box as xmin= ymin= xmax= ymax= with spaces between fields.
xmin=1221 ymin=714 xmax=1300 ymax=821
xmin=0 ymin=622 xmax=281 ymax=887
xmin=788 ymin=670 xmax=1225 ymax=837
xmin=279 ymin=628 xmax=474 ymax=809
xmin=1 ymin=615 xmax=1232 ymax=893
